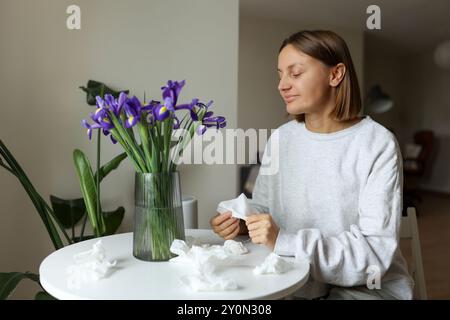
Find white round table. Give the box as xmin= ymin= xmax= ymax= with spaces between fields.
xmin=39 ymin=229 xmax=309 ymax=300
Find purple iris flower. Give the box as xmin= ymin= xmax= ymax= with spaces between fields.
xmin=195 ymin=100 xmax=214 ymax=110
xmin=189 ymin=100 xmax=213 ymax=122
xmin=153 ymin=103 xmax=170 ymax=121
xmin=141 ymin=100 xmax=159 ymax=125
xmin=175 ymin=98 xmax=199 ymax=121
xmin=90 ymin=108 xmax=114 ymax=131
xmin=196 ymin=112 xmax=227 ymax=135
xmin=83 ymin=96 xmax=117 ymax=143
xmin=91 ymin=106 xmax=106 ymax=122
xmin=173 ymin=117 xmax=180 ymax=129
xmin=109 ymin=133 xmax=118 ymax=144
xmin=142 ymin=100 xmax=159 ymax=111
xmin=204 ymin=111 xmax=213 ymax=118
xmin=102 ymin=92 xmax=128 ymax=116
xmin=159 ymin=81 xmax=205 ymax=123
xmin=161 ymin=80 xmax=185 ymax=110
xmin=82 ymin=118 xmax=117 ymax=144
xmin=123 ymin=96 xmax=142 ymax=128
xmin=96 ymin=96 xmax=106 ymax=109
xmin=82 ymin=119 xmax=101 ymax=140
xmin=163 ymin=96 xmax=175 ymax=112
xmin=204 ymin=100 xmax=214 ymax=109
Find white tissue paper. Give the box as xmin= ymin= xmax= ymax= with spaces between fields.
xmin=181 ymin=273 xmax=238 ymax=292
xmin=224 ymin=239 xmax=248 ymax=255
xmin=170 ymin=239 xmax=248 ymax=291
xmin=216 ymin=193 xmax=254 ymax=220
xmin=66 ymin=240 xmax=117 ymax=289
xmin=253 ymin=252 xmax=293 ymax=275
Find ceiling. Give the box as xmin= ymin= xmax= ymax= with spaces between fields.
xmin=240 ymin=0 xmax=450 ymax=55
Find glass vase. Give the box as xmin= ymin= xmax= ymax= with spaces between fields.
xmin=133 ymin=172 xmax=185 ymax=261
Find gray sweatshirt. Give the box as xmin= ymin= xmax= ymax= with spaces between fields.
xmin=249 ymin=116 xmax=414 ymax=299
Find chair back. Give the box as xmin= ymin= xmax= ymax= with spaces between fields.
xmin=401 ymin=207 xmax=428 ymax=300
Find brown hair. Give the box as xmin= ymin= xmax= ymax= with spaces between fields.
xmin=279 ymin=30 xmax=361 ymax=122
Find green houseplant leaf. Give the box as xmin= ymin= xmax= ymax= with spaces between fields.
xmin=95 ymin=152 xmax=127 ymax=183
xmin=73 ymin=149 xmax=105 ymax=237
xmin=103 ymin=206 xmax=125 ymax=236
xmin=0 ymin=140 xmax=68 ymax=249
xmin=50 ymin=151 xmax=126 ymax=232
xmin=0 ymin=272 xmax=40 ymax=300
xmin=49 ymin=195 xmax=86 ymax=229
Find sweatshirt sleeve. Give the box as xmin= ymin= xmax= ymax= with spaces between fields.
xmin=248 ymin=130 xmax=280 ymax=214
xmin=248 ymin=168 xmax=270 ymax=213
xmin=274 ymin=135 xmax=403 ymax=287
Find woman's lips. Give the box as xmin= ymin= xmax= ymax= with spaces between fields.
xmin=283 ymin=95 xmax=298 ymax=103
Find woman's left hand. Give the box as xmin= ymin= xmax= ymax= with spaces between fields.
xmin=246 ymin=213 xmax=279 ymax=251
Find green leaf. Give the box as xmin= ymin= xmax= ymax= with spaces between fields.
xmin=50 ymin=195 xmax=86 ymax=229
xmin=73 ymin=149 xmax=104 ymax=236
xmin=0 ymin=272 xmax=40 ymax=300
xmin=94 ymin=152 xmax=127 ymax=183
xmin=35 ymin=291 xmax=56 ymax=300
xmin=0 ymin=140 xmax=67 ymax=249
xmin=103 ymin=207 xmax=125 ymax=236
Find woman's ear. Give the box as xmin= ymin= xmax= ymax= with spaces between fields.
xmin=329 ymin=63 xmax=346 ymax=87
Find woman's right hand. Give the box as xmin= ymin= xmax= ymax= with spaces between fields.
xmin=210 ymin=211 xmax=240 ymax=240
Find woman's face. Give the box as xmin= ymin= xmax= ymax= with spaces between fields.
xmin=277 ymin=44 xmax=332 ymax=116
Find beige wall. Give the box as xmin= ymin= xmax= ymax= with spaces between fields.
xmin=238 ymin=15 xmax=365 ymax=132
xmin=365 ymin=42 xmax=450 ymax=193
xmin=0 ymin=0 xmax=239 ymax=298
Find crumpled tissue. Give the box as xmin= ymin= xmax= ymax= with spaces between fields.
xmin=223 ymin=239 xmax=248 ymax=255
xmin=253 ymin=252 xmax=293 ymax=275
xmin=216 ymin=193 xmax=254 ymax=220
xmin=66 ymin=240 xmax=117 ymax=289
xmin=170 ymin=239 xmax=248 ymax=292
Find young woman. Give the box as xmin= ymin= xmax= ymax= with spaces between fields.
xmin=211 ymin=30 xmax=413 ymax=300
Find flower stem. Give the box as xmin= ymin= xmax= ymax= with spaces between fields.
xmin=137 ymin=120 xmax=154 ymax=172
xmin=96 ymin=129 xmax=104 ymax=235
xmin=110 ymin=113 xmax=147 ymax=172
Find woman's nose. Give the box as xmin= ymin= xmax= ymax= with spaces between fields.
xmin=278 ymin=76 xmax=291 ymax=92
